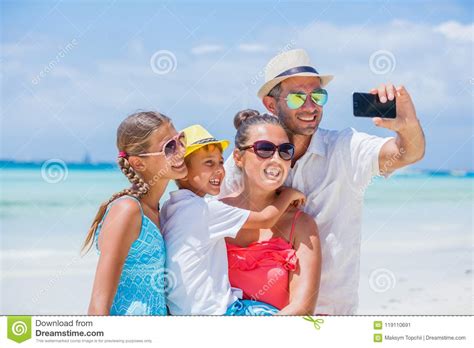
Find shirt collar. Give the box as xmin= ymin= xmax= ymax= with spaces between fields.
xmin=307 ymin=128 xmax=327 ymax=157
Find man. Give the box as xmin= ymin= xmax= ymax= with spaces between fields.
xmin=219 ymin=49 xmax=425 ymax=315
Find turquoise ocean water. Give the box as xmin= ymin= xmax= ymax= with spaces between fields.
xmin=0 ymin=165 xmax=472 ymax=314
xmin=1 ymin=165 xmax=471 ymax=248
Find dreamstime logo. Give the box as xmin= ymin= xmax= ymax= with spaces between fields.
xmin=369 ymin=50 xmax=396 ymax=75
xmin=7 ymin=316 xmax=32 ymax=343
xmin=151 ymin=267 xmax=177 ymax=295
xmin=11 ymin=321 xmax=28 ymax=336
xmin=150 ymin=50 xmax=177 ymax=75
xmin=369 ymin=268 xmax=397 ymax=293
xmin=41 ymin=159 xmax=69 ymax=184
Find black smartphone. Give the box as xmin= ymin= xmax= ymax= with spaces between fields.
xmin=353 ymin=92 xmax=396 ymax=118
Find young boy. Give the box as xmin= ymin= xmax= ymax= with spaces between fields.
xmin=160 ymin=124 xmax=304 ymax=315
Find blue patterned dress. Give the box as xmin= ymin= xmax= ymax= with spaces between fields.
xmin=94 ymin=195 xmax=167 ymax=315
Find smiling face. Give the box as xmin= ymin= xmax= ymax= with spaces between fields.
xmin=129 ymin=122 xmax=188 ymax=182
xmin=264 ymin=76 xmax=323 ymax=136
xmin=234 ymin=123 xmax=291 ymax=193
xmin=177 ymin=144 xmax=225 ymax=197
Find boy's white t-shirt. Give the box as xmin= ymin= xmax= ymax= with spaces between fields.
xmin=160 ymin=189 xmax=250 ymax=315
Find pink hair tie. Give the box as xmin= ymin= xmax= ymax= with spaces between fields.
xmin=118 ymin=151 xmax=128 ymax=158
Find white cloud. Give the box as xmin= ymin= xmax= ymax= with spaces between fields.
xmin=191 ymin=44 xmax=224 ymax=55
xmin=237 ymin=43 xmax=267 ymax=53
xmin=1 ymin=42 xmax=38 ymax=57
xmin=2 ymin=18 xmax=473 ymax=169
xmin=291 ymin=20 xmax=472 ymax=109
xmin=434 ymin=21 xmax=474 ymax=42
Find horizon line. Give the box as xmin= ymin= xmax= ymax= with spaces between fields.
xmin=0 ymin=159 xmax=472 ymax=175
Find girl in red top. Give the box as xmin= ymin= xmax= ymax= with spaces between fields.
xmin=222 ymin=109 xmax=322 ymax=315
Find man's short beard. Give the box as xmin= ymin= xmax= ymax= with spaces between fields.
xmin=274 ymin=105 xmax=294 ymax=135
xmin=276 ymin=105 xmax=320 ymax=136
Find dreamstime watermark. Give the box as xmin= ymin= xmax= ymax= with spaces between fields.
xmin=31 ymin=255 xmax=80 ymax=306
xmin=144 ymin=154 xmax=185 ymax=189
xmin=32 ymin=38 xmax=79 ymax=85
xmin=249 ymin=40 xmax=296 ymax=86
xmin=151 ymin=267 xmax=177 ymax=295
xmin=369 ymin=268 xmax=397 ymax=293
xmin=380 ymin=146 xmax=406 ymax=176
xmin=356 ymin=146 xmax=406 ymax=201
xmin=150 ymin=50 xmax=177 ymax=75
xmin=250 ymin=268 xmax=285 ymax=302
xmin=41 ymin=159 xmax=69 ymax=184
xmin=369 ymin=50 xmax=396 ymax=75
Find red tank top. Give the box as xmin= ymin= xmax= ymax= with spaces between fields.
xmin=226 ymin=210 xmax=303 ymax=310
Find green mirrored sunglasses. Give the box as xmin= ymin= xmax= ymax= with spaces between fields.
xmin=283 ymin=89 xmax=328 ymax=109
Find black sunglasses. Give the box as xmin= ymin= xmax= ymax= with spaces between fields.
xmin=238 ymin=140 xmax=295 ymax=161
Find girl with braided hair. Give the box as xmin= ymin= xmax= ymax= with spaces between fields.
xmin=83 ymin=111 xmax=187 ymax=315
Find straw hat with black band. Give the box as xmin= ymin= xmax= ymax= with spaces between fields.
xmin=257 ymin=49 xmax=334 ymax=99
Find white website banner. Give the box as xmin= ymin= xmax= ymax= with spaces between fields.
xmin=0 ymin=316 xmax=472 ymax=347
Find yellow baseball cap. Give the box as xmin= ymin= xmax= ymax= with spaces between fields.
xmin=182 ymin=124 xmax=230 ymax=158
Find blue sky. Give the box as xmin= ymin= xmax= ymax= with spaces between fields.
xmin=1 ymin=0 xmax=473 ymax=170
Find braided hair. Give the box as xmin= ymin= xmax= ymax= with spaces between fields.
xmin=82 ymin=111 xmax=170 ymax=252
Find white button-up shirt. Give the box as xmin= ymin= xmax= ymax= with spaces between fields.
xmin=219 ymin=127 xmax=393 ymax=314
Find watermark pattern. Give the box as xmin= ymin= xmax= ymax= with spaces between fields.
xmin=249 ymin=40 xmax=296 ymax=86
xmin=150 ymin=267 xmax=177 ymax=295
xmin=250 ymin=268 xmax=285 ymax=303
xmin=41 ymin=159 xmax=69 ymax=184
xmin=356 ymin=146 xmax=407 ymax=201
xmin=369 ymin=268 xmax=397 ymax=293
xmin=150 ymin=50 xmax=177 ymax=75
xmin=143 ymin=152 xmax=185 ymax=189
xmin=369 ymin=50 xmax=396 ymax=75
xmin=31 ymin=255 xmax=80 ymax=306
xmin=32 ymin=38 xmax=79 ymax=85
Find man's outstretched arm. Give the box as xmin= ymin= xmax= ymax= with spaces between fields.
xmin=371 ymin=83 xmax=426 ymax=175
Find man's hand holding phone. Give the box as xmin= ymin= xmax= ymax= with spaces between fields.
xmin=353 ymin=83 xmax=419 ymax=133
